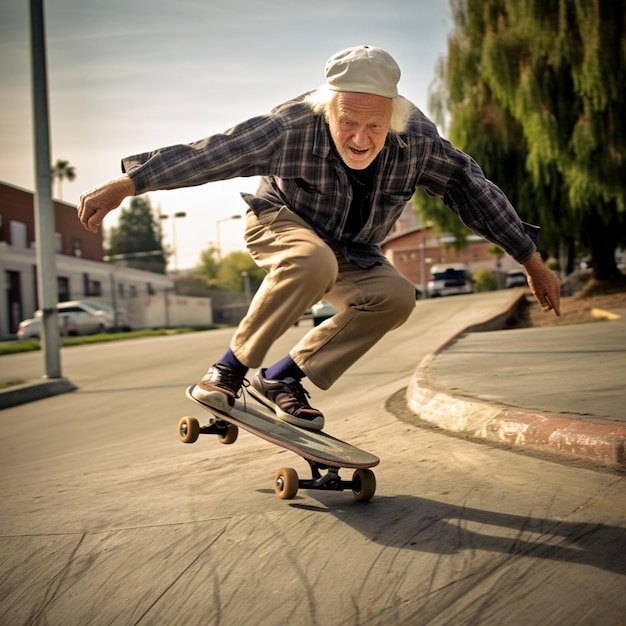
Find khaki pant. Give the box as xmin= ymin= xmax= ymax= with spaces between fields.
xmin=231 ymin=206 xmax=416 ymax=389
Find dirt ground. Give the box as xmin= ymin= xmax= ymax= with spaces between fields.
xmin=514 ymin=277 xmax=626 ymax=328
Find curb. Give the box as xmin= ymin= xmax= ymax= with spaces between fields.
xmin=0 ymin=377 xmax=77 ymax=410
xmin=405 ymin=299 xmax=626 ymax=470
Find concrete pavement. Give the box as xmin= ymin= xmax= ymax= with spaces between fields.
xmin=407 ymin=302 xmax=626 ymax=470
xmin=3 ymin=294 xmax=625 ymax=470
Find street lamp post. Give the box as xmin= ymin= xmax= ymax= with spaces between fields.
xmin=216 ymin=214 xmax=242 ymax=260
xmin=159 ymin=211 xmax=186 ymax=272
xmin=420 ymin=238 xmax=432 ymax=298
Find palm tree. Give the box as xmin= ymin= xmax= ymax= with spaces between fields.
xmin=51 ymin=159 xmax=76 ymax=200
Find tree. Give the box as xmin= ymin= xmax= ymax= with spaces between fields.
xmin=107 ymin=196 xmax=168 ymax=274
xmin=424 ymin=0 xmax=626 ymax=280
xmin=190 ymin=246 xmax=265 ymax=293
xmin=51 ymin=159 xmax=76 ymax=201
xmin=193 ymin=245 xmax=221 ymax=286
xmin=216 ymin=251 xmax=265 ymax=293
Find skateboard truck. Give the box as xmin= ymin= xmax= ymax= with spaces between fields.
xmin=198 ymin=416 xmax=229 ymax=436
xmin=274 ymin=461 xmax=376 ymax=501
xmin=300 ymin=461 xmax=343 ymax=490
xmin=179 ymin=415 xmax=239 ymax=445
xmin=292 ymin=460 xmax=376 ymax=499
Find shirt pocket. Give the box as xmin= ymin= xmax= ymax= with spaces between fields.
xmin=279 ymin=178 xmax=337 ymax=217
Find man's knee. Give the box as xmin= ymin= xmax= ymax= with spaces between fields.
xmin=370 ymin=276 xmax=415 ymax=326
xmin=287 ymin=241 xmax=338 ymax=292
xmin=393 ymin=283 xmax=417 ymax=324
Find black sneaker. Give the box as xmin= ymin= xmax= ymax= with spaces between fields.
xmin=249 ymin=369 xmax=325 ymax=431
xmin=191 ymin=363 xmax=247 ymax=413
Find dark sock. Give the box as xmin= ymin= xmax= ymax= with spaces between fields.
xmin=219 ymin=348 xmax=248 ymax=377
xmin=265 ymin=355 xmax=305 ymax=381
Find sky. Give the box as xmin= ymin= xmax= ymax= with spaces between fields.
xmin=0 ymin=0 xmax=451 ymax=269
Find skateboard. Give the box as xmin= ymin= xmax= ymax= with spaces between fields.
xmin=179 ymin=386 xmax=380 ymax=501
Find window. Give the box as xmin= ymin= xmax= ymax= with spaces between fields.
xmin=90 ymin=280 xmax=102 ymax=297
xmin=82 ymin=272 xmax=102 ymax=297
xmin=58 ymin=276 xmax=70 ymax=302
xmin=10 ymin=221 xmax=27 ymax=248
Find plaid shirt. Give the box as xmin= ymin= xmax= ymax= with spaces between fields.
xmin=122 ymin=93 xmax=538 ymax=267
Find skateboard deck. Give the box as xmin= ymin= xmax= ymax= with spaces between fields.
xmin=180 ymin=385 xmax=379 ymax=500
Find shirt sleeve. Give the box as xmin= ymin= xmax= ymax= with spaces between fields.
xmin=418 ymin=134 xmax=538 ymax=264
xmin=121 ymin=114 xmax=285 ymax=195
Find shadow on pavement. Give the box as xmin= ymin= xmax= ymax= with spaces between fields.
xmin=287 ymin=494 xmax=626 ymax=576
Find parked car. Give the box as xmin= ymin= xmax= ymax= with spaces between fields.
xmin=311 ymin=300 xmax=338 ymax=326
xmin=505 ymin=269 xmax=528 ymax=288
xmin=17 ymin=310 xmax=72 ymax=340
xmin=17 ymin=300 xmax=123 ymax=340
xmin=82 ymin=300 xmax=131 ymax=331
xmin=427 ymin=264 xmax=473 ymax=297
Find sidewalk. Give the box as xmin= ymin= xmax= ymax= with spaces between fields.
xmin=407 ymin=306 xmax=626 ymax=470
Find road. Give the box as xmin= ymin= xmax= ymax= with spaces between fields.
xmin=1 ymin=292 xmax=625 ymax=625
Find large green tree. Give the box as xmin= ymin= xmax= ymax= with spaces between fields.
xmin=107 ymin=196 xmax=168 ymax=274
xmin=422 ymin=0 xmax=626 ymax=279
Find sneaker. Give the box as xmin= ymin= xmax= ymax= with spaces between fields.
xmin=249 ymin=369 xmax=325 ymax=431
xmin=190 ymin=363 xmax=247 ymax=413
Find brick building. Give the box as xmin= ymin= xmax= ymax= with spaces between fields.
xmin=381 ymin=204 xmax=520 ymax=293
xmin=0 ymin=181 xmax=174 ymax=338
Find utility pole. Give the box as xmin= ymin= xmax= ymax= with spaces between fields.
xmin=30 ymin=0 xmax=61 ymax=378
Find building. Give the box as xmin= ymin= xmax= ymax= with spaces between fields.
xmin=381 ymin=204 xmax=521 ymax=293
xmin=0 ymin=181 xmax=212 ymax=339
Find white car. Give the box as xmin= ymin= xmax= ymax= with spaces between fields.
xmin=427 ymin=264 xmax=473 ymax=297
xmin=505 ymin=269 xmax=528 ymax=288
xmin=82 ymin=300 xmax=131 ymax=331
xmin=17 ymin=300 xmax=119 ymax=340
xmin=311 ymin=300 xmax=337 ymax=326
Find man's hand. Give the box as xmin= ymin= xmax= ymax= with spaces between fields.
xmin=523 ymin=253 xmax=561 ymax=316
xmin=78 ymin=175 xmax=135 ymax=233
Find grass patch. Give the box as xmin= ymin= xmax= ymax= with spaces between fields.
xmin=0 ymin=326 xmax=220 ymax=356
xmin=0 ymin=379 xmax=26 ymax=390
xmin=0 ymin=339 xmax=42 ymax=355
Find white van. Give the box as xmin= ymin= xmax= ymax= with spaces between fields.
xmin=427 ymin=263 xmax=473 ymax=297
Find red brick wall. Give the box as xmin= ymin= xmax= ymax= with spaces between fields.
xmin=0 ymin=182 xmax=104 ymax=261
xmin=382 ymin=227 xmax=497 ymax=287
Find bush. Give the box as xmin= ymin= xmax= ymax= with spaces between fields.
xmin=473 ymin=268 xmax=496 ymax=292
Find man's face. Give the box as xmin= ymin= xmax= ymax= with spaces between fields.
xmin=328 ymin=91 xmax=392 ymax=170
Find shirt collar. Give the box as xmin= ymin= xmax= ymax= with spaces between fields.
xmin=313 ymin=114 xmax=333 ymax=158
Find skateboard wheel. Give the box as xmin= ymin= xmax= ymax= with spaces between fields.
xmin=274 ymin=467 xmax=299 ymax=500
xmin=178 ymin=416 xmax=200 ymax=444
xmin=217 ymin=423 xmax=238 ymax=445
xmin=351 ymin=468 xmax=376 ymax=502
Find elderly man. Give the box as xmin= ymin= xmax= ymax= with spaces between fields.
xmin=78 ymin=45 xmax=560 ymax=431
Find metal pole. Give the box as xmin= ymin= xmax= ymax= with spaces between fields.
xmin=172 ymin=211 xmax=186 ymax=271
xmin=110 ymin=270 xmax=119 ymax=333
xmin=421 ymin=239 xmax=427 ymax=298
xmin=171 ymin=215 xmax=178 ymax=271
xmin=216 ymin=214 xmax=241 ymax=261
xmin=216 ymin=219 xmax=223 ymax=261
xmin=30 ymin=0 xmax=61 ymax=378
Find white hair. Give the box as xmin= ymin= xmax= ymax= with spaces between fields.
xmin=304 ymin=85 xmax=413 ymax=134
